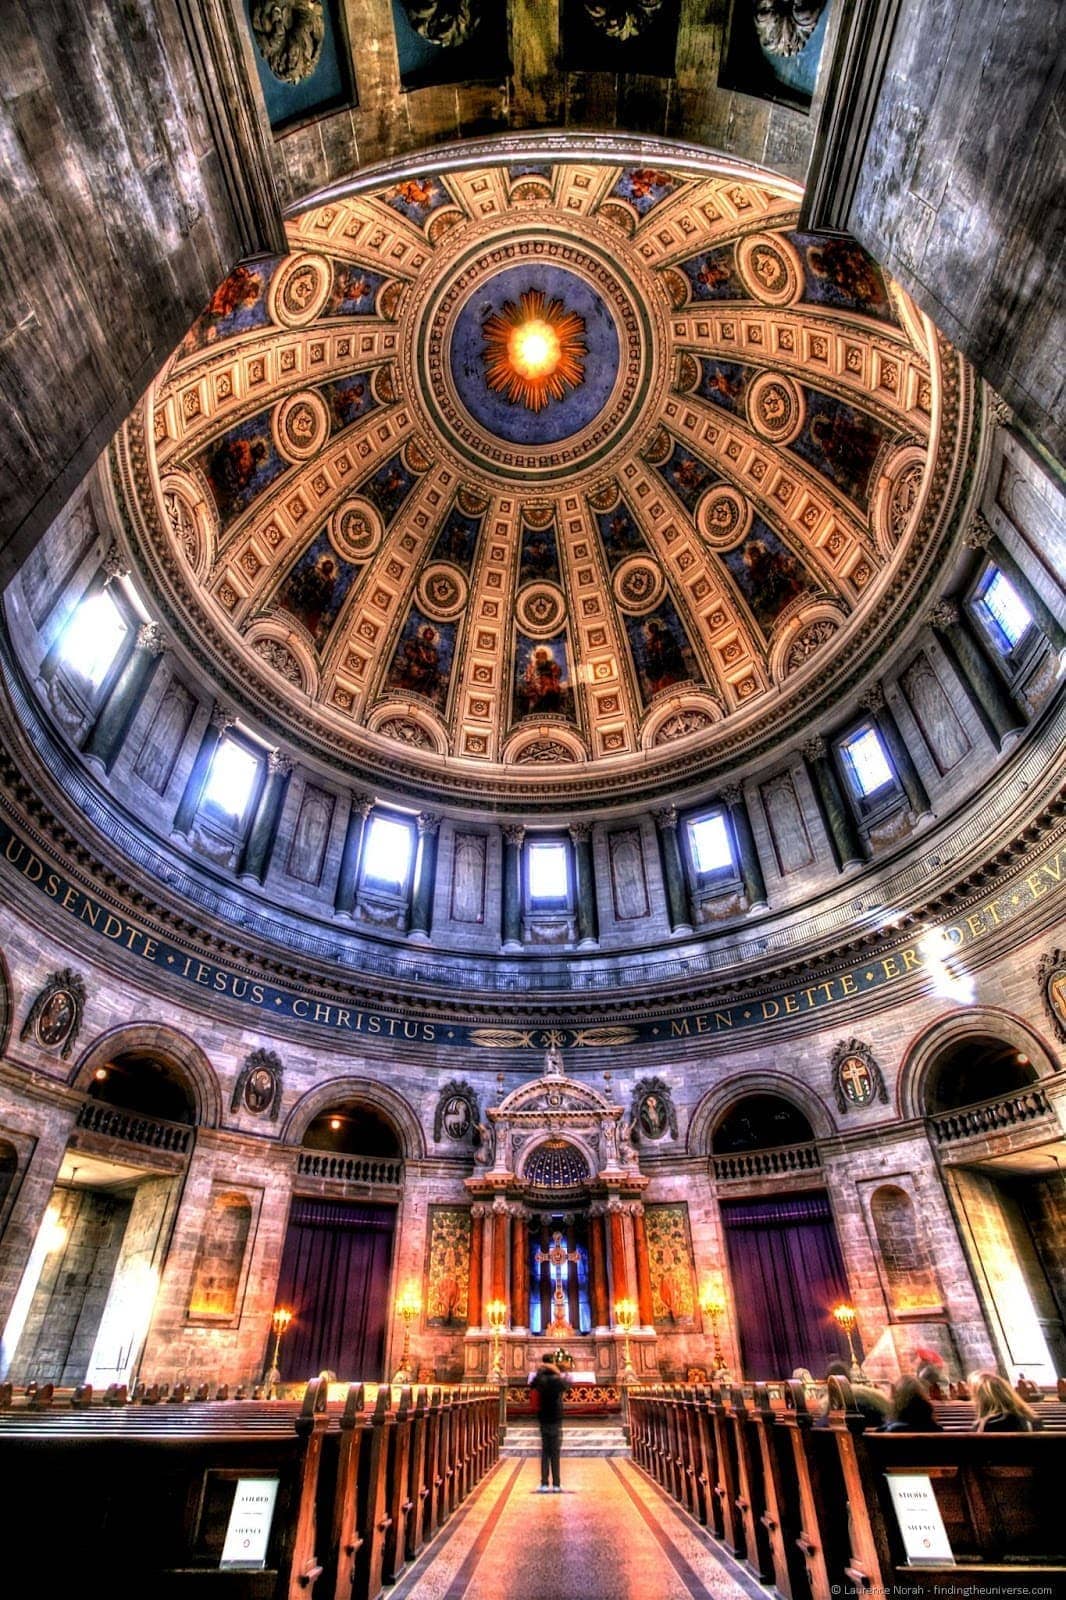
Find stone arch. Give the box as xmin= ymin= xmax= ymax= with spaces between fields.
xmin=281 ymin=1076 xmax=425 ymax=1160
xmin=687 ymin=1070 xmax=836 ymax=1156
xmin=73 ymin=1022 xmax=222 ymax=1128
xmin=0 ymin=944 xmax=10 ymax=1056
xmin=897 ymin=1006 xmax=1060 ymax=1122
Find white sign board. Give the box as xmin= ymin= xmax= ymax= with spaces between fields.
xmin=885 ymin=1473 xmax=955 ymax=1566
xmin=220 ymin=1477 xmax=279 ymax=1569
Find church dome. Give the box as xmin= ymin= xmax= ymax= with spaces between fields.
xmin=113 ymin=146 xmax=972 ymax=813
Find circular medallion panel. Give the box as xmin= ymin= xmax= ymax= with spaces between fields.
xmin=613 ymin=557 xmax=665 ymax=614
xmin=697 ymin=485 xmax=753 ymax=549
xmin=746 ymin=371 xmax=804 ymax=445
xmin=418 ymin=563 xmax=469 ymax=620
xmin=736 ymin=233 xmax=803 ymax=306
xmin=274 ymin=391 xmax=329 ymax=462
xmin=516 ymin=582 xmax=568 ymax=637
xmin=330 ymin=499 xmax=383 ymax=561
xmin=268 ymin=253 xmax=333 ymax=327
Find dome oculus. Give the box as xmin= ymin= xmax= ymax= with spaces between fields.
xmin=481 ymin=289 xmax=587 ymax=411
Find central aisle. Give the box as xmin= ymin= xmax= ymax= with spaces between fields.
xmin=389 ymin=1454 xmax=770 ymax=1600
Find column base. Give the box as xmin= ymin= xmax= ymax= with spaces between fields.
xmin=576 ymin=937 xmax=599 ymax=950
xmin=407 ymin=929 xmax=431 ymax=944
xmin=747 ymin=900 xmax=769 ymax=914
xmin=501 ymin=939 xmax=522 ymax=952
xmin=668 ymin=922 xmax=694 ymax=936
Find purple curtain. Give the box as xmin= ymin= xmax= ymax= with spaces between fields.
xmin=721 ymin=1193 xmax=856 ymax=1380
xmin=274 ymin=1199 xmax=396 ymax=1382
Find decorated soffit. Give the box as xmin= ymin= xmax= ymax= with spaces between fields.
xmin=114 ymin=151 xmax=972 ymax=808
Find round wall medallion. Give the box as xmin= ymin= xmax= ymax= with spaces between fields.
xmin=274 ymin=391 xmax=329 ymax=462
xmin=746 ymin=371 xmax=804 ymax=445
xmin=418 ymin=562 xmax=469 ymax=620
xmin=697 ymin=485 xmax=753 ymax=549
xmin=736 ymin=233 xmax=802 ymax=306
xmin=613 ymin=557 xmax=665 ymax=614
xmin=330 ymin=498 xmax=383 ymax=561
xmin=516 ymin=581 xmax=567 ymax=637
xmin=268 ymin=253 xmax=332 ymax=327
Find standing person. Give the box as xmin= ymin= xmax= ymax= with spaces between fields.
xmin=530 ymin=1351 xmax=571 ymax=1492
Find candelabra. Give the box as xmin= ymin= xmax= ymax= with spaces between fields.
xmin=700 ymin=1289 xmax=727 ymax=1375
xmin=486 ymin=1299 xmax=507 ymax=1382
xmin=832 ymin=1302 xmax=865 ymax=1381
xmin=265 ymin=1306 xmax=292 ymax=1391
xmin=614 ymin=1298 xmax=638 ymax=1382
xmin=392 ymin=1285 xmax=422 ymax=1384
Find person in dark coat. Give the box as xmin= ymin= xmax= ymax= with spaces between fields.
xmin=880 ymin=1376 xmax=941 ymax=1431
xmin=530 ymin=1352 xmax=571 ymax=1492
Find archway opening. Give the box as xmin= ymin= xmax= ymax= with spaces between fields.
xmin=711 ymin=1093 xmax=816 ymax=1152
xmin=924 ymin=1035 xmax=1037 ymax=1114
xmin=301 ymin=1100 xmax=402 ymax=1157
xmin=88 ymin=1050 xmax=197 ymax=1124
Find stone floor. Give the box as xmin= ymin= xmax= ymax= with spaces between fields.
xmin=388 ymin=1450 xmax=772 ymax=1600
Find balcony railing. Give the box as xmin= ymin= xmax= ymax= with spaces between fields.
xmin=930 ymin=1086 xmax=1054 ymax=1145
xmin=296 ymin=1151 xmax=403 ymax=1187
xmin=712 ymin=1142 xmax=822 ymax=1182
xmin=75 ymin=1100 xmax=192 ymax=1153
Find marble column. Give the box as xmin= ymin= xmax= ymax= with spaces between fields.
xmin=720 ymin=785 xmax=768 ymax=911
xmin=333 ymin=793 xmax=374 ymax=917
xmin=569 ymin=822 xmax=599 ymax=947
xmin=929 ymin=599 xmax=1026 ymax=747
xmin=802 ymin=735 xmax=864 ymax=870
xmin=467 ymin=1205 xmax=486 ymax=1330
xmin=607 ymin=1201 xmax=631 ymax=1307
xmin=967 ymin=511 xmax=1066 ymax=653
xmin=501 ymin=824 xmax=525 ymax=950
xmin=653 ymin=806 xmax=693 ymax=933
xmin=588 ymin=1207 xmax=610 ymax=1331
xmin=239 ymin=750 xmax=292 ymax=882
xmin=510 ymin=1207 xmax=528 ymax=1331
xmin=409 ymin=812 xmax=441 ymax=942
xmin=173 ymin=704 xmax=234 ymax=837
xmin=82 ymin=621 xmax=167 ymax=771
xmin=860 ymin=684 xmax=931 ymax=817
xmin=631 ymin=1204 xmax=655 ymax=1330
xmin=490 ymin=1199 xmax=509 ymax=1307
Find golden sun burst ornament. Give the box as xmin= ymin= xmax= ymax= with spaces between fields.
xmin=481 ymin=290 xmax=587 ymax=412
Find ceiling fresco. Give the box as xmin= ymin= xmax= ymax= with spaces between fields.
xmin=114 ymin=153 xmax=972 ymax=807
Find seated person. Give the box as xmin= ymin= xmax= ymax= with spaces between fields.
xmin=1015 ymin=1372 xmax=1042 ymax=1404
xmin=815 ymin=1360 xmax=890 ymax=1429
xmin=880 ymin=1375 xmax=941 ymax=1431
xmin=969 ymin=1370 xmax=1041 ymax=1432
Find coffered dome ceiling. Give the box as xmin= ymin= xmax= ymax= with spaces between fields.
xmin=113 ymin=150 xmax=974 ymax=810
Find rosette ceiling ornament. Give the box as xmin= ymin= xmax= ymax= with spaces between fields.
xmin=116 ymin=151 xmax=973 ymax=809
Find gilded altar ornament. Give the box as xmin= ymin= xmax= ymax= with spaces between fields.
xmin=481 ymin=291 xmax=587 ymax=412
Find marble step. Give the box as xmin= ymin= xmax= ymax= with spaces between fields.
xmin=501 ymin=1423 xmax=629 ymax=1457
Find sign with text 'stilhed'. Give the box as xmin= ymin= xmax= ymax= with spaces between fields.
xmin=885 ymin=1473 xmax=955 ymax=1566
xmin=220 ymin=1477 xmax=278 ymax=1569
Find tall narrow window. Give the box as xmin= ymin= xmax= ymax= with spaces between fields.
xmin=973 ymin=567 xmax=1032 ymax=653
xmin=528 ymin=839 xmax=569 ymax=903
xmin=362 ymin=813 xmax=415 ymax=892
xmin=59 ymin=588 xmax=129 ymax=689
xmin=201 ymin=736 xmax=260 ymax=824
xmin=840 ymin=726 xmax=894 ymax=799
xmin=688 ymin=812 xmax=733 ymax=874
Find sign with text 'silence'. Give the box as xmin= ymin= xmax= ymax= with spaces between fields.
xmin=885 ymin=1473 xmax=954 ymax=1566
xmin=220 ymin=1477 xmax=278 ymax=1569
xmin=2 ymin=814 xmax=1063 ymax=1052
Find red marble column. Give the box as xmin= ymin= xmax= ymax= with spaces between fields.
xmin=491 ymin=1202 xmax=508 ymax=1306
xmin=467 ymin=1205 xmax=484 ymax=1329
xmin=608 ymin=1203 xmax=630 ymax=1307
xmin=588 ymin=1208 xmax=609 ymax=1329
xmin=510 ymin=1208 xmax=528 ymax=1328
xmin=632 ymin=1204 xmax=655 ymax=1328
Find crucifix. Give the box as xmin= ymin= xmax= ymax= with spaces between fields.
xmin=535 ymin=1230 xmax=580 ymax=1334
xmin=840 ymin=1056 xmax=871 ymax=1103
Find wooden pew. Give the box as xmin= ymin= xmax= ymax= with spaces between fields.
xmin=0 ymin=1377 xmax=331 ymax=1592
xmin=725 ymin=1384 xmax=775 ymax=1583
xmin=749 ymin=1383 xmax=811 ymax=1600
xmin=827 ymin=1376 xmax=1066 ymax=1594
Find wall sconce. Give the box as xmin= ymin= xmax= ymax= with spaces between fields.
xmin=614 ymin=1298 xmax=637 ymax=1382
xmin=486 ymin=1298 xmax=508 ymax=1382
